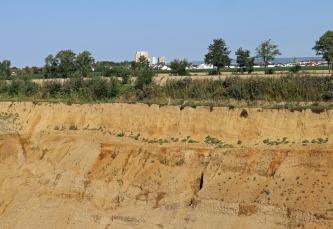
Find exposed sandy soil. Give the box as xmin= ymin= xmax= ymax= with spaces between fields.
xmin=0 ymin=102 xmax=333 ymax=228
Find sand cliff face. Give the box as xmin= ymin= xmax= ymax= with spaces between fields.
xmin=0 ymin=102 xmax=333 ymax=229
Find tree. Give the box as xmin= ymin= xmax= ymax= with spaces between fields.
xmin=111 ymin=66 xmax=132 ymax=84
xmin=235 ymin=48 xmax=255 ymax=73
xmin=55 ymin=50 xmax=77 ymax=78
xmin=44 ymin=55 xmax=59 ymax=78
xmin=0 ymin=60 xmax=11 ymax=78
xmin=313 ymin=31 xmax=333 ymax=74
xmin=256 ymin=39 xmax=281 ymax=68
xmin=132 ymin=56 xmax=149 ymax=71
xmin=170 ymin=59 xmax=190 ymax=76
xmin=205 ymin=38 xmax=231 ymax=75
xmin=76 ymin=51 xmax=95 ymax=77
xmin=135 ymin=68 xmax=154 ymax=90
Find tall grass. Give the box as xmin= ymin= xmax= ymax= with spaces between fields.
xmin=158 ymin=76 xmax=333 ymax=102
xmin=0 ymin=75 xmax=333 ymax=104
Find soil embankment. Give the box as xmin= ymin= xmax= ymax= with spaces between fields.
xmin=0 ymin=102 xmax=333 ymax=228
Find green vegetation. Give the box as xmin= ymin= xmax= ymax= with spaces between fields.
xmin=235 ymin=48 xmax=254 ymax=73
xmin=156 ymin=76 xmax=333 ymax=102
xmin=302 ymin=138 xmax=329 ymax=145
xmin=256 ymin=39 xmax=281 ymax=68
xmin=0 ymin=31 xmax=332 ymax=108
xmin=262 ymin=137 xmax=329 ymax=146
xmin=204 ymin=136 xmax=233 ymax=148
xmin=0 ymin=60 xmax=11 ymax=78
xmin=289 ymin=64 xmax=302 ymax=74
xmin=170 ymin=59 xmax=190 ymax=76
xmin=44 ymin=50 xmax=94 ymax=78
xmin=313 ymin=30 xmax=333 ymax=73
xmin=205 ymin=38 xmax=231 ymax=75
xmin=263 ymin=137 xmax=289 ymax=146
xmin=2 ymin=75 xmax=333 ymax=107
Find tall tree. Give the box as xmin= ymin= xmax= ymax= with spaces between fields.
xmin=235 ymin=48 xmax=255 ymax=73
xmin=55 ymin=50 xmax=77 ymax=78
xmin=0 ymin=60 xmax=11 ymax=77
xmin=76 ymin=51 xmax=95 ymax=77
xmin=205 ymin=39 xmax=231 ymax=75
xmin=256 ymin=39 xmax=281 ymax=68
xmin=313 ymin=31 xmax=333 ymax=74
xmin=44 ymin=55 xmax=59 ymax=78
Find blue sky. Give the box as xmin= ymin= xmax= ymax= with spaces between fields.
xmin=0 ymin=0 xmax=332 ymax=67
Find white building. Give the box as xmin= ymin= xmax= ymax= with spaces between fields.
xmin=151 ymin=57 xmax=158 ymax=65
xmin=158 ymin=56 xmax=166 ymax=65
xmin=135 ymin=51 xmax=149 ymax=62
xmin=195 ymin=63 xmax=214 ymax=70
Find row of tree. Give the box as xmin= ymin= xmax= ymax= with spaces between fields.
xmin=204 ymin=30 xmax=333 ymax=74
xmin=204 ymin=39 xmax=281 ymax=75
xmin=44 ymin=50 xmax=94 ymax=78
xmin=1 ymin=30 xmax=332 ymax=78
xmin=167 ymin=39 xmax=282 ymax=76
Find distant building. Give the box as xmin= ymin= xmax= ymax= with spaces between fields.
xmin=161 ymin=65 xmax=171 ymax=71
xmin=194 ymin=63 xmax=214 ymax=70
xmin=151 ymin=57 xmax=158 ymax=65
xmin=135 ymin=51 xmax=149 ymax=62
xmin=158 ymin=56 xmax=166 ymax=65
xmin=10 ymin=67 xmax=19 ymax=76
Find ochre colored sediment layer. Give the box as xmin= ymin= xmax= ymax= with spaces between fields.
xmin=0 ymin=102 xmax=333 ymax=228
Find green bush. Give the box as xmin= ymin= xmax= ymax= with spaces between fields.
xmin=170 ymin=59 xmax=190 ymax=76
xmin=135 ymin=68 xmax=154 ymax=90
xmin=44 ymin=81 xmax=62 ymax=96
xmin=111 ymin=66 xmax=132 ymax=84
xmin=265 ymin=68 xmax=275 ymax=75
xmin=22 ymin=81 xmax=39 ymax=96
xmin=158 ymin=76 xmax=333 ymax=102
xmin=289 ymin=64 xmax=302 ymax=74
xmin=7 ymin=80 xmax=22 ymax=96
xmin=208 ymin=69 xmax=219 ymax=75
xmin=321 ymin=91 xmax=333 ymax=101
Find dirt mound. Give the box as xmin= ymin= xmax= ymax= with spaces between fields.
xmin=0 ymin=102 xmax=332 ymax=228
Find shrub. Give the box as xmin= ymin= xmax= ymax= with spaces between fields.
xmin=170 ymin=59 xmax=190 ymax=76
xmin=265 ymin=68 xmax=275 ymax=75
xmin=321 ymin=91 xmax=333 ymax=101
xmin=208 ymin=69 xmax=219 ymax=75
xmin=135 ymin=68 xmax=154 ymax=90
xmin=111 ymin=66 xmax=132 ymax=84
xmin=22 ymin=81 xmax=39 ymax=96
xmin=89 ymin=78 xmax=120 ymax=100
xmin=44 ymin=81 xmax=62 ymax=96
xmin=160 ymin=76 xmax=333 ymax=102
xmin=0 ymin=80 xmax=8 ymax=94
xmin=7 ymin=80 xmax=22 ymax=96
xmin=289 ymin=64 xmax=302 ymax=74
xmin=310 ymin=103 xmax=326 ymax=114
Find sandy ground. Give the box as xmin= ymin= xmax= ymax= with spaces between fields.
xmin=0 ymin=102 xmax=333 ymax=228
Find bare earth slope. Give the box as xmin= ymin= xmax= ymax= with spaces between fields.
xmin=0 ymin=102 xmax=333 ymax=228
